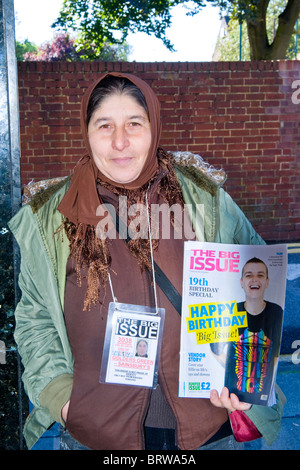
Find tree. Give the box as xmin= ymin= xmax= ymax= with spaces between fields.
xmin=215 ymin=0 xmax=300 ymax=60
xmin=52 ymin=0 xmax=182 ymax=56
xmin=214 ymin=18 xmax=250 ymax=61
xmin=20 ymin=33 xmax=131 ymax=62
xmin=22 ymin=33 xmax=81 ymax=61
xmin=227 ymin=0 xmax=300 ymax=59
xmin=16 ymin=39 xmax=38 ymax=61
xmin=52 ymin=0 xmax=300 ymax=60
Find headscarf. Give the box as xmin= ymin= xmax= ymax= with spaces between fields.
xmin=58 ymin=72 xmax=162 ymax=226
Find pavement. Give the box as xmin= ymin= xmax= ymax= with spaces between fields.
xmin=32 ymin=244 xmax=300 ymax=451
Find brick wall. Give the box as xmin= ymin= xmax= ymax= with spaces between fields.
xmin=17 ymin=60 xmax=300 ymax=242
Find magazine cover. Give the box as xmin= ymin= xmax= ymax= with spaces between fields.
xmin=179 ymin=242 xmax=287 ymax=406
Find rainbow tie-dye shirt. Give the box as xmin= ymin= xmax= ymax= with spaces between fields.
xmin=233 ymin=329 xmax=272 ymax=394
xmin=224 ymin=301 xmax=283 ymax=404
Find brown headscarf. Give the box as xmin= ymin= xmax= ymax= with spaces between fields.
xmin=58 ymin=72 xmax=162 ymax=226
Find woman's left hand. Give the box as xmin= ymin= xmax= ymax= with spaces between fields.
xmin=210 ymin=387 xmax=251 ymax=413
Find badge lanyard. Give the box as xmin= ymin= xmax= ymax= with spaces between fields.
xmin=100 ymin=190 xmax=165 ymax=389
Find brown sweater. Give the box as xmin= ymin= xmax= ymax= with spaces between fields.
xmin=63 ymin=180 xmax=228 ymax=450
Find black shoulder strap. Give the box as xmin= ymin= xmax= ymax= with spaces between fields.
xmin=150 ymin=261 xmax=182 ymax=315
xmin=101 ymin=198 xmax=182 ymax=315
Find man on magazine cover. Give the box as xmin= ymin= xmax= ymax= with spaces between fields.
xmin=211 ymin=257 xmax=283 ymax=405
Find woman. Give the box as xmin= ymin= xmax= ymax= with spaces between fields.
xmin=9 ymin=72 xmax=285 ymax=450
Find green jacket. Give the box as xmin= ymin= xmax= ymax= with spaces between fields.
xmin=8 ymin=164 xmax=286 ymax=449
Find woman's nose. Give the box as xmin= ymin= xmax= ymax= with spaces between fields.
xmin=112 ymin=127 xmax=129 ymax=151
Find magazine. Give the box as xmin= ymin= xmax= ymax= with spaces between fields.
xmin=179 ymin=242 xmax=287 ymax=406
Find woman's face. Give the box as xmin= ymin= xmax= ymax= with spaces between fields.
xmin=137 ymin=341 xmax=148 ymax=356
xmin=88 ymin=93 xmax=152 ymax=184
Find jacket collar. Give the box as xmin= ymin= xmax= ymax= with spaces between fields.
xmin=172 ymin=151 xmax=226 ymax=197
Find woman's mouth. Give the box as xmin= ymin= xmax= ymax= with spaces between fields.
xmin=112 ymin=157 xmax=133 ymax=166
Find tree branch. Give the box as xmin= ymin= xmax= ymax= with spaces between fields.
xmin=271 ymin=0 xmax=300 ymax=58
xmin=246 ymin=0 xmax=300 ymax=60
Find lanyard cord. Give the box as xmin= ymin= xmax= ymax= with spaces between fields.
xmin=107 ymin=268 xmax=117 ymax=304
xmin=145 ymin=189 xmax=159 ymax=314
xmin=106 ymin=189 xmax=159 ymax=314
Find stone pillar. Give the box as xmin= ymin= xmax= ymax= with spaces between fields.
xmin=0 ymin=0 xmax=24 ymax=450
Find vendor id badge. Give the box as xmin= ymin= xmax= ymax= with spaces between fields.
xmin=100 ymin=303 xmax=165 ymax=388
